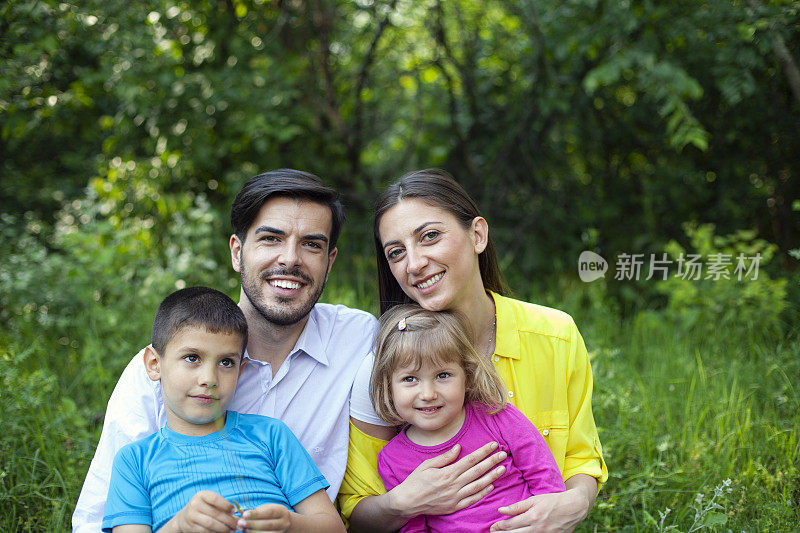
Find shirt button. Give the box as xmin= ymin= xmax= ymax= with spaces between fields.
xmin=542 ymin=429 xmax=550 ymax=437
xmin=493 ymin=356 xmax=500 ymax=362
xmin=507 ymin=390 xmax=514 ymax=398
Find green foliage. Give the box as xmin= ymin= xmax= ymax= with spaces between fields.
xmin=586 ymin=313 xmax=800 ymax=532
xmin=656 ymin=223 xmax=787 ymax=338
xmin=1 ymin=0 xmax=798 ymax=529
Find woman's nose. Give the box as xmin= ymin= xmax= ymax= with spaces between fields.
xmin=406 ymin=246 xmax=427 ymax=275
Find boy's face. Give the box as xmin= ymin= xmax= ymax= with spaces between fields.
xmin=144 ymin=326 xmax=243 ymax=436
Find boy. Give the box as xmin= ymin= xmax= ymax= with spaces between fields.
xmin=102 ymin=286 xmax=345 ymax=533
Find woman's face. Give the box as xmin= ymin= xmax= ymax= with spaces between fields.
xmin=377 ymin=198 xmax=487 ymax=312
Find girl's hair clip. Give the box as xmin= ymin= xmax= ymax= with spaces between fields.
xmin=397 ymin=318 xmax=407 ymax=331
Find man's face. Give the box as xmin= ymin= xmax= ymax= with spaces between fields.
xmin=230 ymin=197 xmax=337 ymax=326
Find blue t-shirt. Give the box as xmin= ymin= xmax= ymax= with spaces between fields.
xmin=101 ymin=411 xmax=329 ymax=532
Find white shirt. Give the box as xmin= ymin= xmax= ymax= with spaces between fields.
xmin=72 ymin=303 xmax=388 ymax=532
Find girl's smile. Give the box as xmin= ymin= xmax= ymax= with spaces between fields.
xmin=390 ymin=358 xmax=467 ymax=446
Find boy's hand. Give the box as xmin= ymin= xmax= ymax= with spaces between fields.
xmin=239 ymin=504 xmax=291 ymax=532
xmin=162 ymin=490 xmax=240 ymax=533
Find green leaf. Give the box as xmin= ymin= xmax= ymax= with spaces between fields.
xmin=701 ymin=511 xmax=728 ymax=527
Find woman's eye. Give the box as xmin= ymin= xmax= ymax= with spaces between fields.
xmin=422 ymin=230 xmax=440 ymax=242
xmin=386 ymin=248 xmax=403 ymax=260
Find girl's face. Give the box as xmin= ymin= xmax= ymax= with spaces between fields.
xmin=390 ymin=356 xmax=467 ymax=446
xmin=378 ymin=199 xmax=487 ymax=313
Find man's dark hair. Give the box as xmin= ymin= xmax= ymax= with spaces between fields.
xmin=151 ymin=286 xmax=248 ymax=355
xmin=230 ymin=169 xmax=345 ymax=251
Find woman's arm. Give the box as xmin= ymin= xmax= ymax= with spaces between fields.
xmin=490 ymin=474 xmax=597 ymax=532
xmin=344 ymin=420 xmax=508 ymax=533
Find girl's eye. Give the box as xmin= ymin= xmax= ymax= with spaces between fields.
xmin=401 ymin=376 xmax=417 ymax=383
xmin=437 ymin=372 xmax=451 ymax=379
xmin=220 ymin=358 xmax=236 ymax=368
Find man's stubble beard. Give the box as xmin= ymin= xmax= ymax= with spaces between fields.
xmin=239 ymin=253 xmax=328 ymax=327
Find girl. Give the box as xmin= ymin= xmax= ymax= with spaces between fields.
xmin=370 ymin=304 xmax=565 ymax=532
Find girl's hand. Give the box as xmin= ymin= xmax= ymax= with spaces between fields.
xmin=489 ymin=476 xmax=597 ymax=533
xmin=388 ymin=442 xmax=508 ymax=517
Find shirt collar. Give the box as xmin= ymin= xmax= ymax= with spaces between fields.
xmin=240 ymin=305 xmax=330 ymax=368
xmin=490 ymin=291 xmax=521 ymax=360
xmin=293 ymin=307 xmax=329 ymax=366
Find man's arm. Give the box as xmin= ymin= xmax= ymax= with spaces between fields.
xmin=74 ymin=350 xmax=161 ymax=533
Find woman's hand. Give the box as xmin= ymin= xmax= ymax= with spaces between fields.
xmin=388 ymin=442 xmax=508 ymax=517
xmin=489 ymin=475 xmax=598 ymax=532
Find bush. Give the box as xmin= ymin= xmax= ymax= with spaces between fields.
xmin=656 ymin=223 xmax=787 ymax=338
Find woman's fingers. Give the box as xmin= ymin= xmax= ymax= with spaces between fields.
xmin=450 ymin=443 xmax=507 ymax=486
xmin=418 ymin=444 xmax=462 ymax=469
xmin=453 ymin=482 xmax=494 ymax=511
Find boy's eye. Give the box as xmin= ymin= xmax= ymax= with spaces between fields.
xmin=436 ymin=372 xmax=451 ymax=379
xmin=184 ymin=354 xmax=199 ymax=363
xmin=220 ymin=358 xmax=235 ymax=368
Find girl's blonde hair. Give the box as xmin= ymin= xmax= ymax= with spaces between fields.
xmin=370 ymin=304 xmax=507 ymax=425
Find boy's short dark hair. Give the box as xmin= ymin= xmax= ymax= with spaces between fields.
xmin=230 ymin=169 xmax=345 ymax=251
xmin=151 ymin=287 xmax=248 ymax=355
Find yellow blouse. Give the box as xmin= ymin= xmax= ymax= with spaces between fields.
xmin=338 ymin=292 xmax=608 ymax=520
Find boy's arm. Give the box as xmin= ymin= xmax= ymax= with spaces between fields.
xmin=113 ymin=526 xmax=151 ymax=533
xmin=240 ymin=490 xmax=345 ymax=533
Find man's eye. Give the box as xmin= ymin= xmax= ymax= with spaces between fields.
xmin=261 ymin=235 xmax=278 ymax=243
xmin=305 ymin=241 xmax=323 ymax=249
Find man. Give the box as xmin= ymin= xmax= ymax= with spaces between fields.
xmin=73 ymin=169 xmax=392 ymax=532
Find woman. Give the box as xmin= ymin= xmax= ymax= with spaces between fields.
xmin=340 ymin=169 xmax=607 ymax=532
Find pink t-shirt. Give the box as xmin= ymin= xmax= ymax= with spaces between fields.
xmin=377 ymin=402 xmax=566 ymax=532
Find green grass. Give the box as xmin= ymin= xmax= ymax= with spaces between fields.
xmin=1 ymin=277 xmax=798 ymax=531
